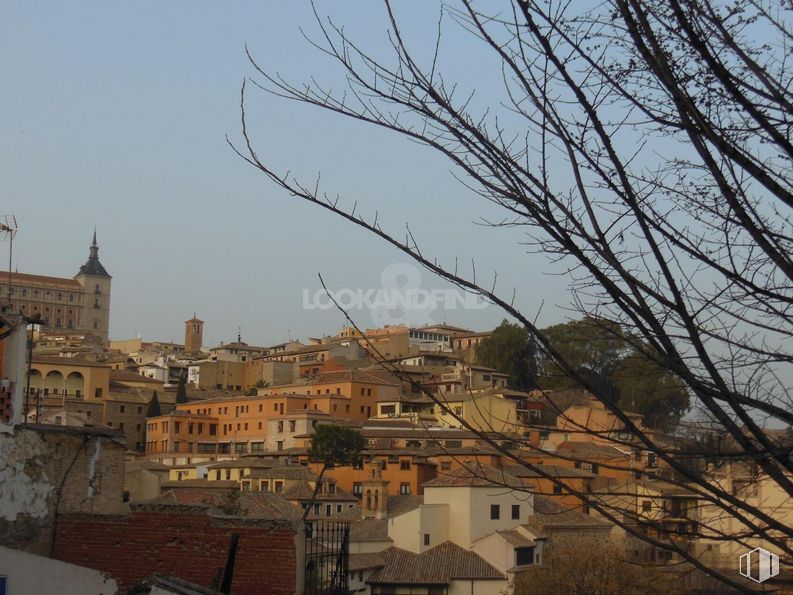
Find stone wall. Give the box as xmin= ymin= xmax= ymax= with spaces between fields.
xmin=0 ymin=424 xmax=126 ymax=553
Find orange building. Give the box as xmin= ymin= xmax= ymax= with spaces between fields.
xmin=309 ymin=452 xmax=437 ymax=498
xmin=144 ymin=369 xmax=401 ymax=459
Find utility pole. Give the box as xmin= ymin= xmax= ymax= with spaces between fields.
xmin=0 ymin=216 xmax=18 ymax=305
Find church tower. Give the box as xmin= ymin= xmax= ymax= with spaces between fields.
xmin=74 ymin=230 xmax=112 ymax=342
xmin=361 ymin=461 xmax=389 ymax=519
xmin=184 ymin=314 xmax=204 ymax=353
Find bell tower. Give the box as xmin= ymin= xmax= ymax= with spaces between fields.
xmin=184 ymin=314 xmax=204 ymax=353
xmin=362 ymin=461 xmax=389 ymax=519
xmin=74 ymin=230 xmax=112 ymax=343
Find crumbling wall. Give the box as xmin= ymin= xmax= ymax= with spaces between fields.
xmin=0 ymin=424 xmax=126 ymax=552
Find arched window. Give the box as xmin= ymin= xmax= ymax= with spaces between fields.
xmin=365 ymin=489 xmax=372 ymax=510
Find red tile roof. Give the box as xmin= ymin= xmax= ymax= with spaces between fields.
xmin=368 ymin=542 xmax=504 ymax=584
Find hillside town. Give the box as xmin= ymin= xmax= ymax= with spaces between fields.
xmin=0 ymin=236 xmax=790 ymax=594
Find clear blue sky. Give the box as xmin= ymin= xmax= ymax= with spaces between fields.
xmin=0 ymin=1 xmax=570 ymax=347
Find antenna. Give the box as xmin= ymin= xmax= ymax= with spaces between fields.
xmin=0 ymin=216 xmax=18 ymax=306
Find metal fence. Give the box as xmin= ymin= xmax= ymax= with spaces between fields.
xmin=304 ymin=520 xmax=350 ymax=595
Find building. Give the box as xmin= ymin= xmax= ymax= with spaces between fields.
xmin=0 ymin=232 xmax=112 ymax=341
xmin=183 ymin=315 xmax=203 ymax=354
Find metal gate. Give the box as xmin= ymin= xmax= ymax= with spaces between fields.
xmin=304 ymin=520 xmax=350 ymax=595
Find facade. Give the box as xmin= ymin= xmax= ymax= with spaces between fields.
xmin=0 ymin=233 xmax=112 ymax=341
xmin=183 ymin=315 xmax=203 ymax=354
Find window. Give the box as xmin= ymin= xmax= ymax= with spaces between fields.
xmin=326 ymin=504 xmax=332 ymax=516
xmin=733 ymin=481 xmax=758 ymax=498
xmin=120 ymin=405 xmax=125 ymax=413
xmin=367 ymin=388 xmax=372 ymax=396
xmin=329 ymin=483 xmax=336 ymax=494
xmin=353 ymin=482 xmax=362 ymax=496
xmin=553 ymin=484 xmax=562 ymax=495
xmin=137 ymin=406 xmax=142 ymax=414
xmin=512 ymin=504 xmax=520 ymax=520
xmin=360 ymin=388 xmax=365 ymax=396
xmin=289 ymin=420 xmax=296 ymax=432
xmin=424 ymin=533 xmax=430 ymax=546
xmin=441 ymin=461 xmax=452 ymax=471
xmin=399 ymin=483 xmax=411 ymax=495
xmin=642 ymin=500 xmax=652 ymax=512
xmin=400 ymin=460 xmax=411 ymax=471
xmin=260 ymin=480 xmax=270 ymax=492
xmin=337 ymin=504 xmax=343 ymax=513
xmin=274 ymin=481 xmax=284 ymax=493
xmin=515 ymin=546 xmax=535 ymax=566
xmin=490 ymin=504 xmax=500 ymax=520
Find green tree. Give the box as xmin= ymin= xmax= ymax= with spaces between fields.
xmin=539 ymin=318 xmax=628 ymax=395
xmin=175 ymin=374 xmax=188 ymax=404
xmin=145 ymin=390 xmax=161 ymax=418
xmin=539 ymin=319 xmax=689 ymax=430
xmin=474 ymin=320 xmax=537 ymax=390
xmin=302 ymin=424 xmax=365 ymax=521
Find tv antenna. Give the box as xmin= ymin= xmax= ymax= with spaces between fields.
xmin=0 ymin=216 xmax=18 ymax=305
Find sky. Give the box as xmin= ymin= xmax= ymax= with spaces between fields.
xmin=0 ymin=1 xmax=573 ymax=348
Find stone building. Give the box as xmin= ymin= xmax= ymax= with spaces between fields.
xmin=0 ymin=232 xmax=112 ymax=342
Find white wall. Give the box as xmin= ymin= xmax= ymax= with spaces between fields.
xmin=424 ymin=486 xmax=533 ymax=548
xmin=388 ymin=504 xmax=449 ymax=553
xmin=0 ymin=545 xmax=117 ymax=594
xmin=448 ymin=578 xmax=507 ymax=595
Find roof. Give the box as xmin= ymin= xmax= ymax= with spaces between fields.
xmin=3 ymin=271 xmax=81 ymax=288
xmin=160 ymin=479 xmax=239 ymax=489
xmin=349 ymin=518 xmax=389 ymax=542
xmin=291 ymin=369 xmax=401 ymax=388
xmin=495 ymin=529 xmax=537 ymax=548
xmin=523 ymin=497 xmax=612 ymax=532
xmin=110 ymin=369 xmax=164 ymax=384
xmin=30 ymin=355 xmax=111 ymax=369
xmin=368 ymin=542 xmax=504 ymax=585
xmin=501 ymin=464 xmax=596 ymax=479
xmin=206 ymin=458 xmax=273 ymax=470
xmin=422 ymin=464 xmax=526 ymax=489
xmin=282 ymin=480 xmax=357 ymax=502
xmin=387 ymin=495 xmax=424 ymax=517
xmin=556 ymin=440 xmax=629 ymax=460
xmin=349 ymin=552 xmax=386 ymax=572
xmin=233 ymin=465 xmax=316 ymax=479
xmin=125 ymin=460 xmax=171 ymax=473
xmin=78 ymin=235 xmax=110 ymax=277
xmin=151 ymin=489 xmax=302 ymax=522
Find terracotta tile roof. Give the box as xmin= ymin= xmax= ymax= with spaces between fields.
xmin=282 ymin=480 xmax=357 ymax=502
xmin=368 ymin=542 xmax=504 ymax=585
xmin=349 ymin=518 xmax=389 ymax=542
xmin=523 ymin=497 xmax=612 ymax=531
xmin=206 ymin=458 xmax=275 ymax=470
xmin=500 ymin=464 xmax=596 ymax=479
xmin=422 ymin=464 xmax=526 ymax=489
xmin=349 ymin=552 xmax=386 ymax=572
xmin=387 ymin=495 xmax=424 ymax=517
xmin=235 ymin=465 xmax=316 ymax=480
xmin=110 ymin=369 xmax=165 ymax=384
xmin=151 ymin=488 xmax=302 ymax=522
xmin=495 ymin=529 xmax=537 ymax=547
xmin=124 ymin=460 xmax=170 ymax=473
xmin=5 ymin=271 xmax=81 ymax=288
xmin=160 ymin=479 xmax=239 ymax=489
xmin=301 ymin=369 xmax=401 ymax=387
xmin=555 ymin=440 xmax=629 ymax=460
